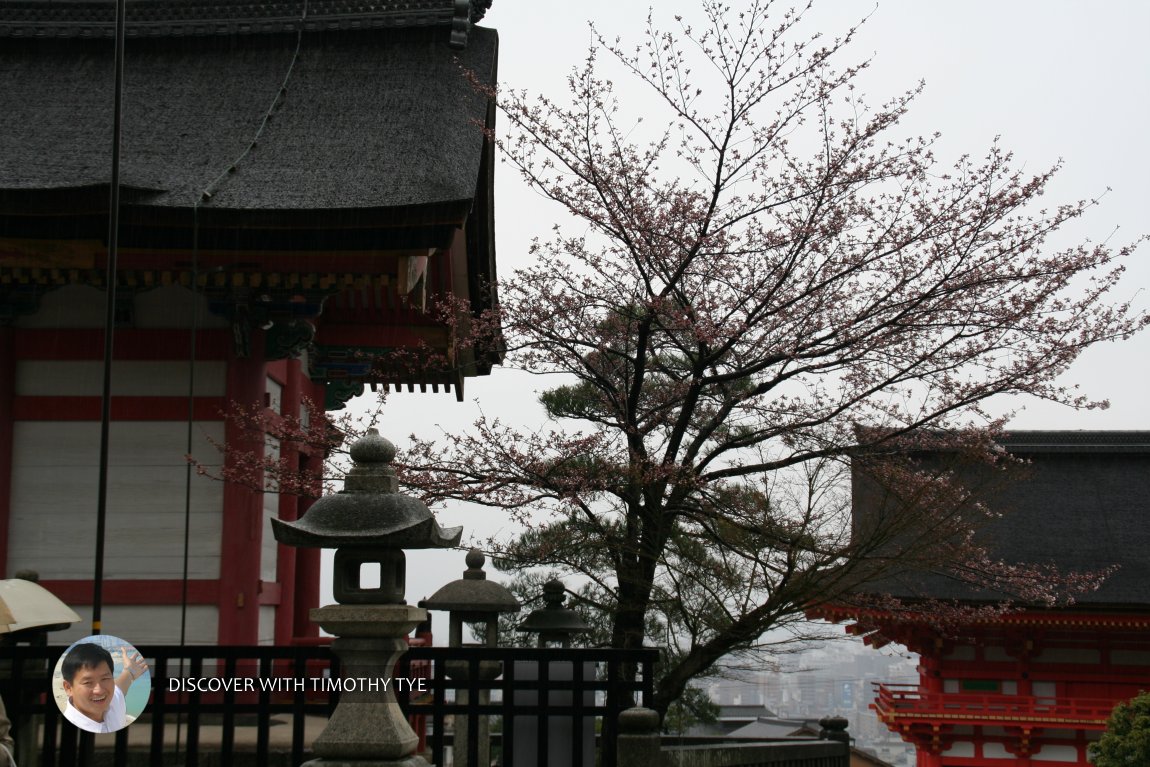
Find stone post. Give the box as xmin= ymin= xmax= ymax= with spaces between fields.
xmin=818 ymin=714 xmax=850 ymax=745
xmin=616 ymin=707 xmax=662 ymax=766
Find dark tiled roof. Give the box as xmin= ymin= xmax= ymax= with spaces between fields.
xmin=726 ymin=717 xmax=813 ymax=739
xmin=0 ymin=0 xmax=492 ymax=39
xmin=997 ymin=430 xmax=1150 ymax=453
xmin=0 ymin=23 xmax=497 ymax=216
xmin=852 ymin=431 xmax=1150 ymax=608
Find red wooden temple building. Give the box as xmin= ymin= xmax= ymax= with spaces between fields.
xmin=0 ymin=0 xmax=502 ymax=646
xmin=816 ymin=431 xmax=1150 ymax=767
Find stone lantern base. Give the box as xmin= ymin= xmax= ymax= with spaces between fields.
xmin=304 ymin=604 xmax=431 ymax=767
xmin=305 ymin=758 xmax=430 ymax=767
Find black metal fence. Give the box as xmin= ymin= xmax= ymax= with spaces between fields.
xmin=1 ymin=643 xmax=657 ymax=767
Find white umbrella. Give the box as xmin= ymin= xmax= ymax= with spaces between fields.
xmin=0 ymin=579 xmax=82 ymax=634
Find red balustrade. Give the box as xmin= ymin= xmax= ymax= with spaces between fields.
xmin=872 ymin=682 xmax=1115 ymax=729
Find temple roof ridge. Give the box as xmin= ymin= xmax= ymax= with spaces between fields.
xmin=0 ymin=0 xmax=493 ymax=40
xmin=997 ymin=429 xmax=1150 ymax=452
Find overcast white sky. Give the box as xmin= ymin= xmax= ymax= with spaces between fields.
xmin=343 ymin=1 xmax=1150 ymax=612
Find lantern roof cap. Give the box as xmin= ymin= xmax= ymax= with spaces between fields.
xmin=518 ymin=579 xmax=590 ymax=636
xmin=424 ymin=548 xmax=519 ymax=613
xmin=272 ymin=428 xmax=462 ymax=550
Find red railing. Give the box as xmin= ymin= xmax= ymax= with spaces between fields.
xmin=872 ymin=683 xmax=1115 ymax=729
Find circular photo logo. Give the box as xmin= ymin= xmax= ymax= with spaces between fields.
xmin=53 ymin=635 xmax=150 ymax=733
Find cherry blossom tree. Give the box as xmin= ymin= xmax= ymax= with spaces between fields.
xmin=190 ymin=394 xmax=389 ymax=498
xmin=212 ymin=0 xmax=1146 ymax=717
xmin=396 ymin=0 xmax=1146 ymax=715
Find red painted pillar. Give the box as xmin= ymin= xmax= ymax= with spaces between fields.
xmin=293 ymin=452 xmax=323 ymax=640
xmin=292 ymin=378 xmax=325 ymax=640
xmin=916 ymin=641 xmax=943 ymax=767
xmin=1017 ymin=638 xmax=1033 ymax=697
xmin=0 ymin=327 xmax=14 ymax=578
xmin=217 ymin=337 xmax=266 ymax=645
xmin=920 ymin=642 xmax=943 ymax=694
xmin=273 ymin=359 xmax=302 ymax=646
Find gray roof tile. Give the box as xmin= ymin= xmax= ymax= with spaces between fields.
xmin=0 ymin=24 xmax=497 ymax=214
xmin=0 ymin=0 xmax=492 ymax=39
xmin=852 ymin=431 xmax=1150 ymax=607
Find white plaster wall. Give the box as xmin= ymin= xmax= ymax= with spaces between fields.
xmin=1035 ymin=647 xmax=1101 ymax=664
xmin=1032 ymin=744 xmax=1080 ymax=762
xmin=258 ymin=605 xmax=276 ymax=645
xmin=984 ymin=646 xmax=1012 ymax=662
xmin=266 ymin=376 xmax=283 ymax=414
xmin=8 ymin=421 xmax=224 ymax=579
xmin=133 ymin=286 xmax=230 ymax=329
xmin=943 ymin=645 xmax=976 ymax=660
xmin=52 ymin=605 xmax=219 ymax=645
xmin=15 ymin=285 xmax=106 ymax=328
xmin=261 ymin=437 xmax=280 ymax=583
xmin=941 ymin=741 xmax=974 ymax=757
xmin=16 ymin=360 xmax=226 ymax=397
xmin=1112 ymin=649 xmax=1150 ymax=665
xmin=16 ymin=284 xmax=228 ymax=330
xmin=982 ymin=743 xmax=1012 ymax=759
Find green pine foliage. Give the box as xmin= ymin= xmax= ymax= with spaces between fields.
xmin=1090 ymin=692 xmax=1150 ymax=766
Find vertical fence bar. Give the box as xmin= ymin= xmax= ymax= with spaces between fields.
xmin=55 ymin=720 xmax=72 ymax=767
xmin=602 ymin=656 xmax=619 ymax=767
xmin=257 ymin=654 xmax=272 ymax=764
xmin=430 ymin=652 xmax=447 ymax=766
xmin=186 ymin=653 xmax=202 ymax=766
xmin=149 ymin=656 xmax=167 ymax=763
xmin=501 ymin=649 xmax=515 ymax=766
xmin=572 ymin=657 xmax=585 ymax=767
xmin=222 ymin=655 xmax=237 ymax=757
xmin=112 ymin=724 xmax=129 ymax=767
xmin=42 ymin=702 xmax=60 ymax=767
xmin=291 ymin=647 xmax=308 ymax=766
xmin=466 ymin=652 xmax=480 ymax=767
xmin=537 ymin=655 xmax=550 ymax=765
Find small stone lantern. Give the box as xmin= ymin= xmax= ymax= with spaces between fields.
xmin=424 ymin=548 xmax=519 ymax=767
xmin=517 ymin=580 xmax=589 ymax=647
xmin=510 ymin=579 xmax=594 ymax=766
xmin=272 ymin=428 xmax=461 ymax=767
xmin=425 ymin=548 xmax=519 ymax=648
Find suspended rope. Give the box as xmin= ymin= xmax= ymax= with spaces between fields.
xmin=91 ymin=0 xmax=127 ymax=638
xmin=179 ymin=203 xmax=201 ymax=648
xmin=200 ymin=1 xmax=310 ymax=202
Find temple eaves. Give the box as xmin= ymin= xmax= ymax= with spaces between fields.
xmin=0 ymin=0 xmax=493 ymax=47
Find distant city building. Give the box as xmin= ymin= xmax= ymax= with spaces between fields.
xmin=692 ymin=644 xmax=917 ymax=765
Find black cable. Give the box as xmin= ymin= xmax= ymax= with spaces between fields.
xmin=91 ymin=0 xmax=127 ymax=638
xmin=201 ymin=1 xmax=310 ymax=202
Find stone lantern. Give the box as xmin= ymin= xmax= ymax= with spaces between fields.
xmin=424 ymin=548 xmax=519 ymax=767
xmin=272 ymin=428 xmax=460 ymax=767
xmin=511 ymin=580 xmax=594 ymax=766
xmin=517 ymin=579 xmax=589 ymax=647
